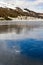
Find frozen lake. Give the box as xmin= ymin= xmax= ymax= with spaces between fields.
xmin=0 ymin=21 xmax=43 ymax=65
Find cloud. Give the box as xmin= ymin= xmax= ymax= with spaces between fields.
xmin=0 ymin=0 xmax=43 ymax=12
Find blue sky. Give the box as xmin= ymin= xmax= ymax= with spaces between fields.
xmin=0 ymin=0 xmax=43 ymax=13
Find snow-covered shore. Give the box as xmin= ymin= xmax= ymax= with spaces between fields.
xmin=0 ymin=19 xmax=43 ymax=27
xmin=9 ymin=16 xmax=43 ymax=21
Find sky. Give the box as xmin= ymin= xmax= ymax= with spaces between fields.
xmin=0 ymin=0 xmax=43 ymax=13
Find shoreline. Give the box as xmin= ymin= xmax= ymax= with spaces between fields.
xmin=0 ymin=20 xmax=43 ymax=25
xmin=0 ymin=16 xmax=43 ymax=21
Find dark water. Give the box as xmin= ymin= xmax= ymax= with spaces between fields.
xmin=0 ymin=23 xmax=43 ymax=65
xmin=0 ymin=39 xmax=43 ymax=65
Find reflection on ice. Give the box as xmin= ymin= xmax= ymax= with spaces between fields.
xmin=0 ymin=25 xmax=43 ymax=40
xmin=0 ymin=25 xmax=39 ymax=33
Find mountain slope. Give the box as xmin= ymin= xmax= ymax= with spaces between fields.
xmin=0 ymin=7 xmax=43 ymax=20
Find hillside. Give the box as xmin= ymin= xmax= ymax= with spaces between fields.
xmin=0 ymin=7 xmax=43 ymax=20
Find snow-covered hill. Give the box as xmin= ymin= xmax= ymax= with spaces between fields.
xmin=0 ymin=2 xmax=43 ymax=20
